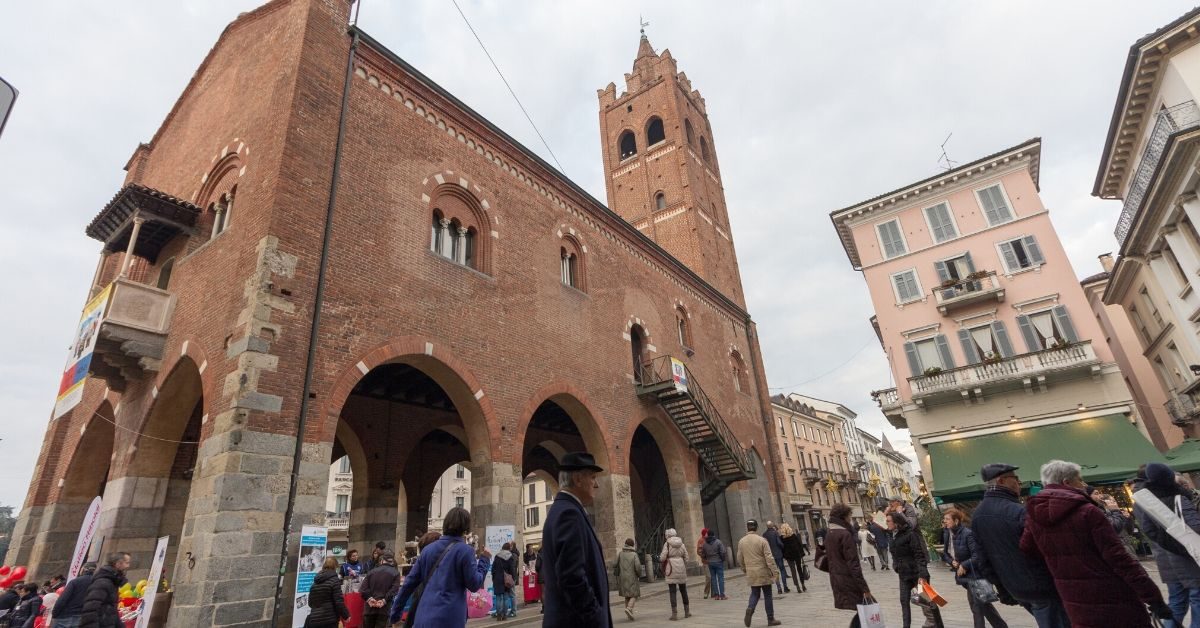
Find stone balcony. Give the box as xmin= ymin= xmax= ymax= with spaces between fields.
xmin=1167 ymin=390 xmax=1200 ymax=426
xmin=871 ymin=387 xmax=907 ymax=429
xmin=908 ymin=339 xmax=1100 ymax=405
xmin=933 ymin=272 xmax=1005 ymax=315
xmin=89 ymin=278 xmax=176 ymax=391
xmin=325 ymin=515 xmax=350 ymax=530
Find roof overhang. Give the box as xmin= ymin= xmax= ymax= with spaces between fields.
xmin=830 ymin=139 xmax=1041 ymax=269
xmin=1094 ymin=7 xmax=1200 ymax=198
xmin=86 ymin=184 xmax=201 ymax=263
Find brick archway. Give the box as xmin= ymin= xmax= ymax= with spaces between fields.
xmin=513 ymin=381 xmax=612 ymax=473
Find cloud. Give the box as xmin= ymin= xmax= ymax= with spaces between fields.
xmin=0 ymin=0 xmax=1192 ymax=507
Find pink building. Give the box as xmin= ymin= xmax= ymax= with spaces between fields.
xmin=833 ymin=139 xmax=1160 ymax=502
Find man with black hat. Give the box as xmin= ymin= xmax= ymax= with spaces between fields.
xmin=540 ymin=452 xmax=612 ymax=628
xmin=971 ymin=463 xmax=1069 ymax=628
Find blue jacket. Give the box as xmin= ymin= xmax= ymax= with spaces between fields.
xmin=540 ymin=492 xmax=612 ymax=628
xmin=1135 ymin=484 xmax=1200 ymax=588
xmin=868 ymin=522 xmax=889 ymax=549
xmin=54 ymin=573 xmax=93 ymax=618
xmin=388 ymin=536 xmax=488 ymax=628
xmin=940 ymin=524 xmax=982 ymax=587
xmin=762 ymin=528 xmax=784 ymax=561
xmin=971 ymin=486 xmax=1059 ymax=603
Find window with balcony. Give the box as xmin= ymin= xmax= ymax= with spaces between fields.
xmin=998 ymin=236 xmax=1045 ymax=273
xmin=1016 ymin=306 xmax=1079 ymax=351
xmin=977 ymin=184 xmax=1014 ymax=226
xmin=958 ymin=322 xmax=1016 ymax=364
xmin=934 ymin=253 xmax=974 ymax=284
xmin=891 ymin=269 xmax=922 ymax=304
xmin=924 ymin=202 xmax=958 ymax=243
xmin=877 ymin=219 xmax=907 ymax=259
xmin=903 ymin=334 xmax=955 ymax=377
xmin=789 ymin=472 xmax=798 ymax=493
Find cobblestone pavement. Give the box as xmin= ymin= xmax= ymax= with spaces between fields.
xmin=477 ymin=558 xmax=1169 ymax=627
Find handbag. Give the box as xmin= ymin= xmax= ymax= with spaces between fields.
xmin=856 ymin=595 xmax=886 ymax=628
xmin=1134 ymin=488 xmax=1200 ymax=565
xmin=405 ymin=539 xmax=461 ymax=628
xmin=966 ymin=565 xmax=999 ymax=605
xmin=503 ymin=572 xmax=514 ymax=588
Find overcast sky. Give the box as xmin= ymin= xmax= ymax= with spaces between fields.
xmin=0 ymin=1 xmax=1192 ymax=510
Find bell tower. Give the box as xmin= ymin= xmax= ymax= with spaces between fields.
xmin=598 ymin=31 xmax=746 ymax=306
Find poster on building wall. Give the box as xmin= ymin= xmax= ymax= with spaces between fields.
xmin=53 ymin=285 xmax=111 ymax=420
xmin=134 ymin=536 xmax=169 ymax=628
xmin=292 ymin=526 xmax=329 ymax=628
xmin=68 ymin=496 xmax=103 ymax=579
xmin=670 ymin=358 xmax=688 ymax=393
xmin=484 ymin=525 xmax=515 ymax=593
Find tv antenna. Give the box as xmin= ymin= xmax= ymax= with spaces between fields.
xmin=938 ymin=133 xmax=958 ymax=171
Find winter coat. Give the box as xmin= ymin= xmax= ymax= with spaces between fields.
xmin=492 ymin=550 xmax=516 ymax=594
xmin=659 ymin=536 xmax=689 ymax=584
xmin=536 ymin=492 xmax=611 ymax=628
xmin=359 ymin=563 xmax=400 ymax=617
xmin=10 ymin=593 xmax=41 ymax=627
xmin=1134 ymin=483 xmax=1200 ymax=588
xmin=737 ymin=531 xmax=780 ymax=587
xmin=78 ymin=565 xmax=126 ymax=628
xmin=389 ymin=535 xmax=489 ymax=628
xmin=339 ymin=559 xmax=365 ymax=581
xmin=817 ymin=520 xmax=870 ymax=611
xmin=781 ymin=533 xmax=806 ymax=563
xmin=0 ymin=589 xmax=18 ymax=613
xmin=868 ymin=522 xmax=890 ymax=550
xmin=1021 ymin=484 xmax=1162 ymax=628
xmin=304 ymin=569 xmax=349 ymax=628
xmin=858 ymin=529 xmax=878 ymax=560
xmin=53 ymin=574 xmax=91 ymax=618
xmin=889 ymin=523 xmax=930 ymax=582
xmin=701 ymin=535 xmax=726 ymax=566
xmin=762 ymin=528 xmax=785 ymax=561
xmin=613 ymin=547 xmax=642 ymax=598
xmin=971 ymin=486 xmax=1060 ymax=604
xmin=939 ymin=523 xmax=982 ymax=586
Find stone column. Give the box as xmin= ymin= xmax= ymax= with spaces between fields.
xmin=670 ymin=479 xmax=705 ymax=575
xmin=468 ymin=462 xmax=522 ymax=541
xmin=119 ymin=216 xmax=145 ymax=277
xmin=350 ymin=487 xmax=398 ymax=551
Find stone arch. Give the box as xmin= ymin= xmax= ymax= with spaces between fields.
xmin=60 ymin=400 xmax=117 ymax=503
xmin=626 ymin=415 xmax=696 ymax=566
xmin=618 ymin=129 xmax=637 ymax=160
xmin=513 ymin=382 xmax=612 ymax=473
xmin=128 ymin=355 xmax=205 ymax=477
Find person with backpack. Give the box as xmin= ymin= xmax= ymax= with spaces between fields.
xmin=389 ymin=507 xmax=490 ymax=628
xmin=359 ymin=550 xmax=400 ymax=628
xmin=1133 ymin=462 xmax=1200 ymax=627
xmin=779 ymin=523 xmax=807 ymax=593
xmin=491 ymin=543 xmax=517 ymax=622
xmin=701 ymin=529 xmax=728 ymax=600
xmin=614 ymin=538 xmax=642 ymax=620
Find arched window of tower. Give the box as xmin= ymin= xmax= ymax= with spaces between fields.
xmin=619 ymin=130 xmax=637 ymax=160
xmin=646 ymin=117 xmax=665 ymax=146
xmin=655 ymin=192 xmax=667 ymax=211
xmin=684 ymin=119 xmax=695 ymax=147
xmin=700 ymin=136 xmax=710 ymax=162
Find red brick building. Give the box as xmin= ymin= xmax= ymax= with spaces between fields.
xmin=8 ymin=1 xmax=783 ymax=624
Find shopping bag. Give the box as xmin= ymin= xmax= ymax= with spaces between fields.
xmin=920 ymin=580 xmax=948 ymax=607
xmin=466 ymin=589 xmax=493 ymax=618
xmin=857 ymin=597 xmax=887 ymax=628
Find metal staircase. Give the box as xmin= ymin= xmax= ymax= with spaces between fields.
xmin=636 ymin=356 xmax=756 ymax=505
xmin=635 ymin=486 xmax=674 ymax=578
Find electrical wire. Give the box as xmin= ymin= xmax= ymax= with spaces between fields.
xmin=449 ymin=0 xmax=567 ymax=175
xmin=80 ymin=409 xmax=200 ymax=445
xmin=768 ymin=338 xmax=876 ymax=391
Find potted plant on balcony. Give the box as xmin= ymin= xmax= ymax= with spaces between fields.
xmin=939 ymin=278 xmax=958 ymax=289
xmin=981 ymin=351 xmax=1004 ymax=365
xmin=966 ymin=270 xmax=990 ymax=281
xmin=1047 ymin=338 xmax=1074 ymax=352
xmin=922 ymin=366 xmax=943 ymax=377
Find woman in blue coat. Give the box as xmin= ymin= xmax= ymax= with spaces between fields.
xmin=942 ymin=508 xmax=1008 ymax=628
xmin=389 ymin=507 xmax=491 ymax=628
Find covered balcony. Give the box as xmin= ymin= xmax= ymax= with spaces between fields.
xmin=907 ymin=340 xmax=1100 ymax=405
xmin=83 ymin=184 xmax=200 ymax=390
xmin=933 ymin=271 xmax=1005 ymax=315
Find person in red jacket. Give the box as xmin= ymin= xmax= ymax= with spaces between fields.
xmin=1020 ymin=459 xmax=1171 ymax=628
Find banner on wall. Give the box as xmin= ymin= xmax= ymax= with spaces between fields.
xmin=293 ymin=526 xmax=329 ymax=628
xmin=68 ymin=496 xmax=103 ymax=579
xmin=484 ymin=525 xmax=515 ymax=593
xmin=53 ymin=285 xmax=111 ymax=420
xmin=134 ymin=536 xmax=169 ymax=628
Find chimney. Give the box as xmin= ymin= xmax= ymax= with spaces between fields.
xmin=1098 ymin=253 xmax=1115 ymax=273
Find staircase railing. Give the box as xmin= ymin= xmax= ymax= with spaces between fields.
xmin=636 ymin=486 xmax=675 ymax=579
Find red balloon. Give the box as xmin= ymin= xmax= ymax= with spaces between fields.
xmin=0 ymin=577 xmax=12 ymax=589
xmin=9 ymin=567 xmax=26 ymax=580
xmin=0 ymin=566 xmax=9 ymax=576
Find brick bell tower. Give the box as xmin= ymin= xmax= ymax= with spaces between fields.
xmin=598 ymin=30 xmax=747 ymax=307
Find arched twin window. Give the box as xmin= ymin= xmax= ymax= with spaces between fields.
xmin=430 ymin=210 xmax=477 ymax=268
xmin=619 ymin=131 xmax=638 ymax=160
xmin=559 ymin=236 xmax=585 ymax=291
xmin=731 ymin=350 xmax=750 ymax=393
xmin=209 ymin=186 xmax=236 ymax=239
xmin=646 ymin=117 xmax=665 ymax=146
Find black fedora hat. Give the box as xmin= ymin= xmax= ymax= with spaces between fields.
xmin=559 ymin=451 xmax=604 ymax=473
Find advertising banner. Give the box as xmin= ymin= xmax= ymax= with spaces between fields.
xmin=293 ymin=526 xmax=329 ymax=628
xmin=483 ymin=525 xmax=515 ymax=593
xmin=68 ymin=496 xmax=103 ymax=579
xmin=134 ymin=536 xmax=169 ymax=628
xmin=53 ymin=285 xmax=111 ymax=419
xmin=670 ymin=358 xmax=688 ymax=393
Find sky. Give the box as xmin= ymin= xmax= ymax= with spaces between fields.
xmin=0 ymin=1 xmax=1193 ymax=510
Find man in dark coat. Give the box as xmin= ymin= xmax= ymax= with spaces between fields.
xmin=540 ymin=452 xmax=611 ymax=628
xmin=359 ymin=550 xmax=400 ymax=628
xmin=815 ymin=503 xmax=871 ymax=621
xmin=1021 ymin=460 xmax=1171 ymax=628
xmin=762 ymin=522 xmax=789 ymax=594
xmin=53 ymin=563 xmax=96 ymax=627
xmin=1134 ymin=462 xmax=1200 ymax=627
xmin=79 ymin=552 xmax=130 ymax=628
xmin=971 ymin=463 xmax=1069 ymax=628
xmin=868 ymin=514 xmax=890 ymax=570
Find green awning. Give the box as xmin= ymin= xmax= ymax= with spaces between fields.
xmin=927 ymin=415 xmax=1166 ymax=503
xmin=1165 ymin=439 xmax=1200 ymax=472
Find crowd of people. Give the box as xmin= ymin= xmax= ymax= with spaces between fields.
xmin=0 ymin=552 xmax=135 ymax=628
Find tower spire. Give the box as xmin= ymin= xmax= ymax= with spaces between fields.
xmin=636 ymin=15 xmax=655 ymax=60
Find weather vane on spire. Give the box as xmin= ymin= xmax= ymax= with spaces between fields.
xmin=640 ymin=15 xmax=649 ymax=37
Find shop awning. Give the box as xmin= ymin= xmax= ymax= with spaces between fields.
xmin=1165 ymin=439 xmax=1200 ymax=472
xmin=927 ymin=415 xmax=1165 ymax=503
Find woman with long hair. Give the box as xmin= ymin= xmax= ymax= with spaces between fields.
xmin=889 ymin=511 xmax=940 ymax=628
xmin=815 ymin=503 xmax=872 ymax=627
xmin=390 ymin=507 xmax=491 ymax=628
xmin=305 ymin=556 xmax=350 ymax=628
xmin=779 ymin=523 xmax=807 ymax=593
xmin=942 ymin=508 xmax=1007 ymax=628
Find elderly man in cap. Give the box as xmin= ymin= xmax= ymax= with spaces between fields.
xmin=540 ymin=452 xmax=612 ymax=628
xmin=970 ymin=463 xmax=1069 ymax=628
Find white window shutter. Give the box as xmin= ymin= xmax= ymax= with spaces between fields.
xmin=1022 ymin=235 xmax=1045 ymax=265
xmin=999 ymin=241 xmax=1020 ymax=273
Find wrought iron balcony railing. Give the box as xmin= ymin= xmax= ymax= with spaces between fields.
xmin=908 ymin=340 xmax=1098 ymax=398
xmin=1115 ymin=101 xmax=1200 ymax=246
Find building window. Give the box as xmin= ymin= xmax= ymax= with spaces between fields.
xmin=528 ymin=483 xmax=536 ymax=505
xmin=545 ymin=483 xmax=552 ymax=501
xmin=655 ymin=192 xmax=667 ymax=211
xmin=676 ymin=305 xmax=692 ymax=349
xmin=891 ymin=269 xmax=922 ymax=304
xmin=876 ymin=219 xmax=907 ymax=259
xmin=903 ymin=334 xmax=955 ymax=376
xmin=792 ymin=420 xmax=801 ymax=437
xmin=933 ymin=252 xmax=975 ymax=287
xmin=924 ymin=202 xmax=958 ymax=243
xmin=431 ymin=209 xmax=479 ymax=271
xmin=455 ymin=496 xmax=465 ymax=509
xmin=209 ymin=187 xmax=235 ymax=239
xmin=338 ymin=456 xmax=351 ymax=473
xmin=1167 ymin=343 xmax=1191 ymax=386
xmin=1017 ymin=306 xmax=1079 ymax=351
xmin=700 ymin=137 xmax=710 ymax=162
xmin=526 ymin=507 xmax=541 ymax=528
xmin=958 ymin=321 xmax=1015 ymax=363
xmin=619 ymin=130 xmax=638 ymax=159
xmin=784 ymin=443 xmax=791 ymax=460
xmin=156 ymin=258 xmax=175 ymax=291
xmin=335 ymin=494 xmax=348 ymax=514
xmin=646 ymin=117 xmax=665 ymax=145
xmin=789 ymin=472 xmax=798 ymax=493
xmin=997 ymin=235 xmax=1045 ymax=273
xmin=455 ymin=464 xmax=466 ymax=479
xmin=685 ymin=119 xmax=696 ymax=146
xmin=977 ymin=184 xmax=1014 ymax=226
xmin=559 ymin=236 xmax=585 ymax=291
xmin=1139 ymin=287 xmax=1165 ymax=328
xmin=731 ymin=350 xmax=750 ymax=393
xmin=1130 ymin=306 xmax=1153 ymax=345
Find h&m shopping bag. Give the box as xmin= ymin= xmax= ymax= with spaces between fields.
xmin=857 ymin=596 xmax=887 ymax=628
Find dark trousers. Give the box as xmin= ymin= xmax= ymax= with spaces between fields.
xmin=748 ymin=585 xmax=775 ymax=619
xmin=784 ymin=558 xmax=804 ymax=591
xmin=878 ymin=547 xmax=890 ymax=569
xmin=361 ymin=614 xmax=390 ymax=628
xmin=774 ymin=556 xmax=790 ymax=591
xmin=668 ymin=583 xmax=689 ymax=608
xmin=964 ymin=586 xmax=1009 ymax=628
xmin=899 ymin=577 xmax=946 ymax=628
xmin=1021 ymin=598 xmax=1070 ymax=628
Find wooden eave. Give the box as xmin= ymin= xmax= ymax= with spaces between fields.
xmin=85 ymin=184 xmax=201 ymax=263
